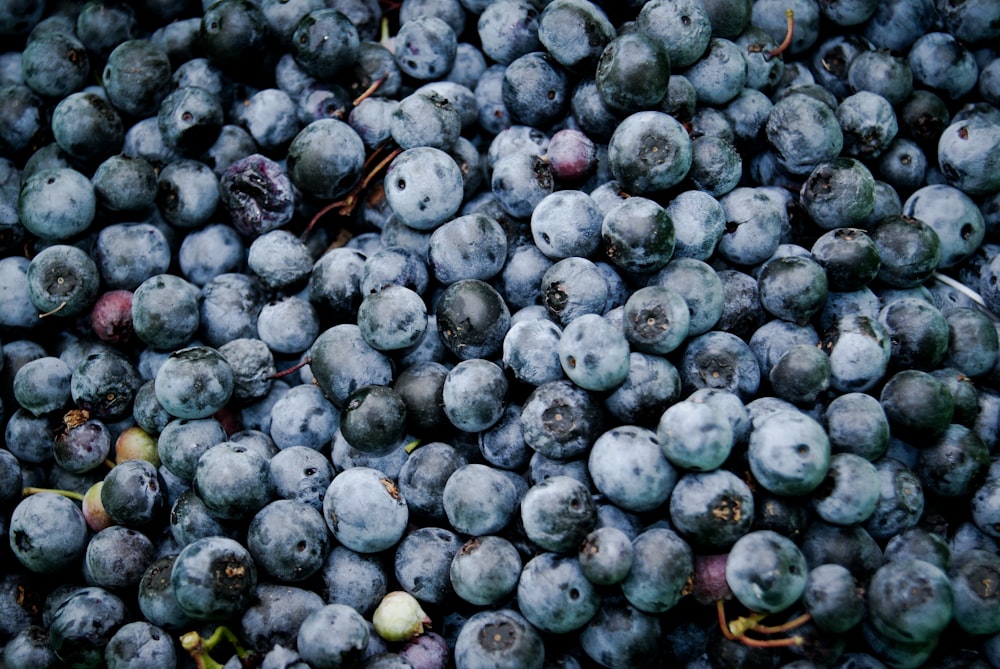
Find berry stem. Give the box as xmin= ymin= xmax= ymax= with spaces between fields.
xmin=717 ymin=600 xmax=740 ymax=641
xmin=38 ymin=301 xmax=68 ymax=318
xmin=181 ymin=625 xmax=249 ymax=669
xmin=353 ymin=74 xmax=387 ymax=107
xmin=766 ymin=9 xmax=795 ymax=59
xmin=269 ymin=356 xmax=312 ymax=379
xmin=716 ymin=599 xmax=807 ymax=648
xmin=751 ymin=611 xmax=812 ymax=635
xmin=22 ymin=486 xmax=85 ymax=501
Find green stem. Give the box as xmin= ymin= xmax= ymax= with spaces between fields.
xmin=22 ymin=487 xmax=85 ymax=501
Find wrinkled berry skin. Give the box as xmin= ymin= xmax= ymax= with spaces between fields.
xmin=220 ymin=153 xmax=295 ymax=237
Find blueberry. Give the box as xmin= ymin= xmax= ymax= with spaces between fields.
xmin=12 ymin=355 xmax=71 ymax=417
xmin=171 ymin=535 xmax=258 ymax=621
xmin=836 ymin=91 xmax=899 ymax=160
xmin=21 ymin=29 xmax=90 ymax=100
xmin=55 ymin=91 xmax=127 ymax=167
xmin=442 ymin=358 xmax=507 ymax=433
xmin=157 ymin=417 xmax=227 ymax=481
xmin=388 ymin=529 xmax=458 ymax=610
xmin=240 ymin=582 xmax=324 ymax=655
xmin=135 ymin=554 xmax=194 ymax=632
xmin=603 ymin=351 xmax=681 ymax=427
xmin=808 ymin=451 xmax=880 ymax=526
xmin=216 ymin=338 xmax=275 ymax=405
xmin=588 ymin=425 xmax=676 ymax=513
xmin=101 ymin=457 xmax=167 ymax=527
xmin=316 ymin=546 xmax=387 ymax=619
xmin=679 ymin=331 xmax=761 ymax=401
xmin=476 ymin=0 xmax=540 ymax=65
xmin=394 ymin=16 xmax=456 ymax=81
xmin=621 ymin=527 xmax=693 ymax=614
xmin=801 ymin=564 xmax=864 ymax=635
xmin=801 ymin=158 xmax=877 ymax=232
xmin=446 ymin=535 xmax=521 ymax=607
xmin=53 ymin=417 xmax=112 ymax=477
xmin=516 ymin=552 xmax=600 ymax=634
xmin=726 ymin=529 xmax=808 ymax=614
xmin=309 ymin=247 xmax=366 ymax=320
xmin=474 ymin=64 xmax=513 ymax=136
xmin=669 ymin=468 xmax=754 ymax=550
xmin=810 ymin=227 xmax=881 ymax=293
xmin=154 ymin=346 xmax=234 ymax=420
xmin=91 ymin=155 xmax=158 ymax=215
xmin=289 ymin=8 xmax=359 ymax=81
xmin=683 ymin=38 xmax=749 ymax=108
xmin=758 ymin=255 xmax=829 ymax=324
xmin=48 ymin=586 xmax=128 ymax=669
xmin=490 ymin=150 xmax=553 ymax=219
xmin=949 ymin=549 xmax=1000 ymax=636
xmin=542 ymin=256 xmax=609 ymax=325
xmin=600 ymin=196 xmax=676 ymax=273
xmin=657 ymin=400 xmax=734 ymax=471
xmin=937 ymin=120 xmax=1000 ymax=197
xmin=361 ymin=245 xmax=430 ymax=295
xmin=71 ymin=349 xmax=143 ymax=421
xmin=9 ymin=492 xmax=88 ymax=574
xmin=749 ymin=409 xmax=831 ymax=496
xmin=578 ymin=597 xmax=662 ymax=669
xmin=716 ymin=186 xmax=785 ymax=266
xmin=446 ymin=41 xmax=488 ymax=89
xmin=338 ymin=384 xmax=407 ymax=454
xmin=384 ymin=146 xmax=464 ymax=230
xmin=519 ymin=474 xmax=595 ymax=553
xmin=502 ymin=51 xmax=571 ymax=129
xmin=85 ymin=525 xmax=156 ymax=591
xmin=608 ymin=110 xmax=692 ymax=194
xmin=131 ymin=274 xmax=201 ymax=351
xmin=286 ymin=118 xmax=365 ymax=201
xmin=191 ymin=441 xmax=273 ymax=523
xmin=667 ymin=190 xmax=726 ymax=261
xmin=867 ymin=558 xmax=953 ymax=644
xmin=324 ymin=467 xmax=408 ymax=553
xmin=19 ymin=168 xmax=97 ymax=242
xmin=310 ymin=324 xmax=394 ymax=408
xmin=219 ymin=153 xmax=296 ymax=238
xmin=435 ymin=279 xmax=511 ymax=361
xmin=442 ymin=463 xmax=519 ymax=536
xmin=595 ymin=32 xmax=671 ymax=115
xmin=530 ymin=189 xmax=604 ymax=261
xmin=863 ymin=457 xmax=925 ymax=542
xmin=877 ymin=296 xmax=949 ymax=372
xmin=170 ymin=486 xmax=240 ymax=547
xmin=266 ymin=445 xmax=332 ymax=511
xmin=908 ymin=31 xmax=979 ymax=101
xmin=390 ymin=90 xmax=461 ymax=151
xmin=156 ymin=157 xmax=220 ymax=228
xmin=454 ymin=609 xmax=544 ymax=669
xmin=559 ymin=312 xmax=630 ymax=391
xmin=916 ymin=424 xmax=990 ymax=499
xmin=823 ymin=313 xmax=892 ymax=393
xmin=942 ymin=307 xmax=1000 ymax=379
xmin=104 ymin=620 xmax=175 ymax=669
xmin=569 ymin=78 xmax=620 ymax=143
xmin=200 ymin=0 xmax=273 ymax=74
xmin=765 ymin=93 xmax=843 ymax=175
xmin=248 ymin=499 xmax=330 ymax=582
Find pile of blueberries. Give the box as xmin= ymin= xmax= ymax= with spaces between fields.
xmin=2 ymin=0 xmax=1000 ymax=667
